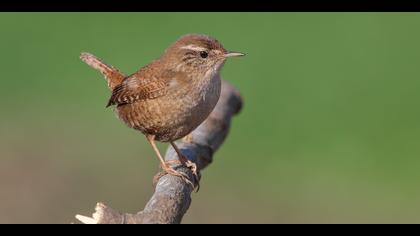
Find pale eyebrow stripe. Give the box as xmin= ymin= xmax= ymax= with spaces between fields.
xmin=180 ymin=44 xmax=207 ymax=51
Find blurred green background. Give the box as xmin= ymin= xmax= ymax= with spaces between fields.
xmin=1 ymin=13 xmax=420 ymax=223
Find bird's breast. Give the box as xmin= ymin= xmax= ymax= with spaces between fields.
xmin=163 ymin=73 xmax=221 ymax=134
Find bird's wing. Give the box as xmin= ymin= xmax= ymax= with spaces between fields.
xmin=106 ymin=75 xmax=167 ymax=107
xmin=106 ymin=67 xmax=188 ymax=107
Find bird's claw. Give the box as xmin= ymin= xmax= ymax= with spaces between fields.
xmin=153 ymin=163 xmax=195 ymax=189
xmin=183 ymin=159 xmax=200 ymax=192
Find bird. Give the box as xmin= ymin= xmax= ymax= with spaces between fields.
xmin=80 ymin=34 xmax=244 ymax=189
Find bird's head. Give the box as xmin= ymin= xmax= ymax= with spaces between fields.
xmin=162 ymin=34 xmax=244 ymax=75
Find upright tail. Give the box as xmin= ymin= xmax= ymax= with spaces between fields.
xmin=80 ymin=52 xmax=126 ymax=91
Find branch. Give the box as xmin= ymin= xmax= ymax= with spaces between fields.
xmin=75 ymin=80 xmax=243 ymax=224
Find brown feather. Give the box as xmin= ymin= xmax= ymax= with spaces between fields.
xmin=106 ymin=63 xmax=191 ymax=107
xmin=80 ymin=52 xmax=125 ymax=90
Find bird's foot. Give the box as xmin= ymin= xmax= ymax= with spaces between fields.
xmin=181 ymin=158 xmax=200 ymax=192
xmin=153 ymin=161 xmax=195 ymax=189
xmin=169 ymin=141 xmax=201 ymax=191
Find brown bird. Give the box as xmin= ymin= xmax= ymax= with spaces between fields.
xmin=80 ymin=34 xmax=244 ymax=188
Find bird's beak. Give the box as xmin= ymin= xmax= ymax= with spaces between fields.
xmin=224 ymin=51 xmax=245 ymax=58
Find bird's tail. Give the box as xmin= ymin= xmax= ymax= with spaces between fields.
xmin=80 ymin=52 xmax=125 ymax=91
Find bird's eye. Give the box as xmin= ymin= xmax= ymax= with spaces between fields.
xmin=200 ymin=51 xmax=208 ymax=58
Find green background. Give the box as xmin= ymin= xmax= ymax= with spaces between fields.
xmin=1 ymin=13 xmax=420 ymax=223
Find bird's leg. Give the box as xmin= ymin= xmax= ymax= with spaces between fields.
xmin=170 ymin=141 xmax=200 ymax=191
xmin=170 ymin=141 xmax=198 ymax=174
xmin=145 ymin=135 xmax=194 ymax=188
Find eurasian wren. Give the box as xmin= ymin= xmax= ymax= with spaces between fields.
xmin=80 ymin=34 xmax=244 ymax=189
